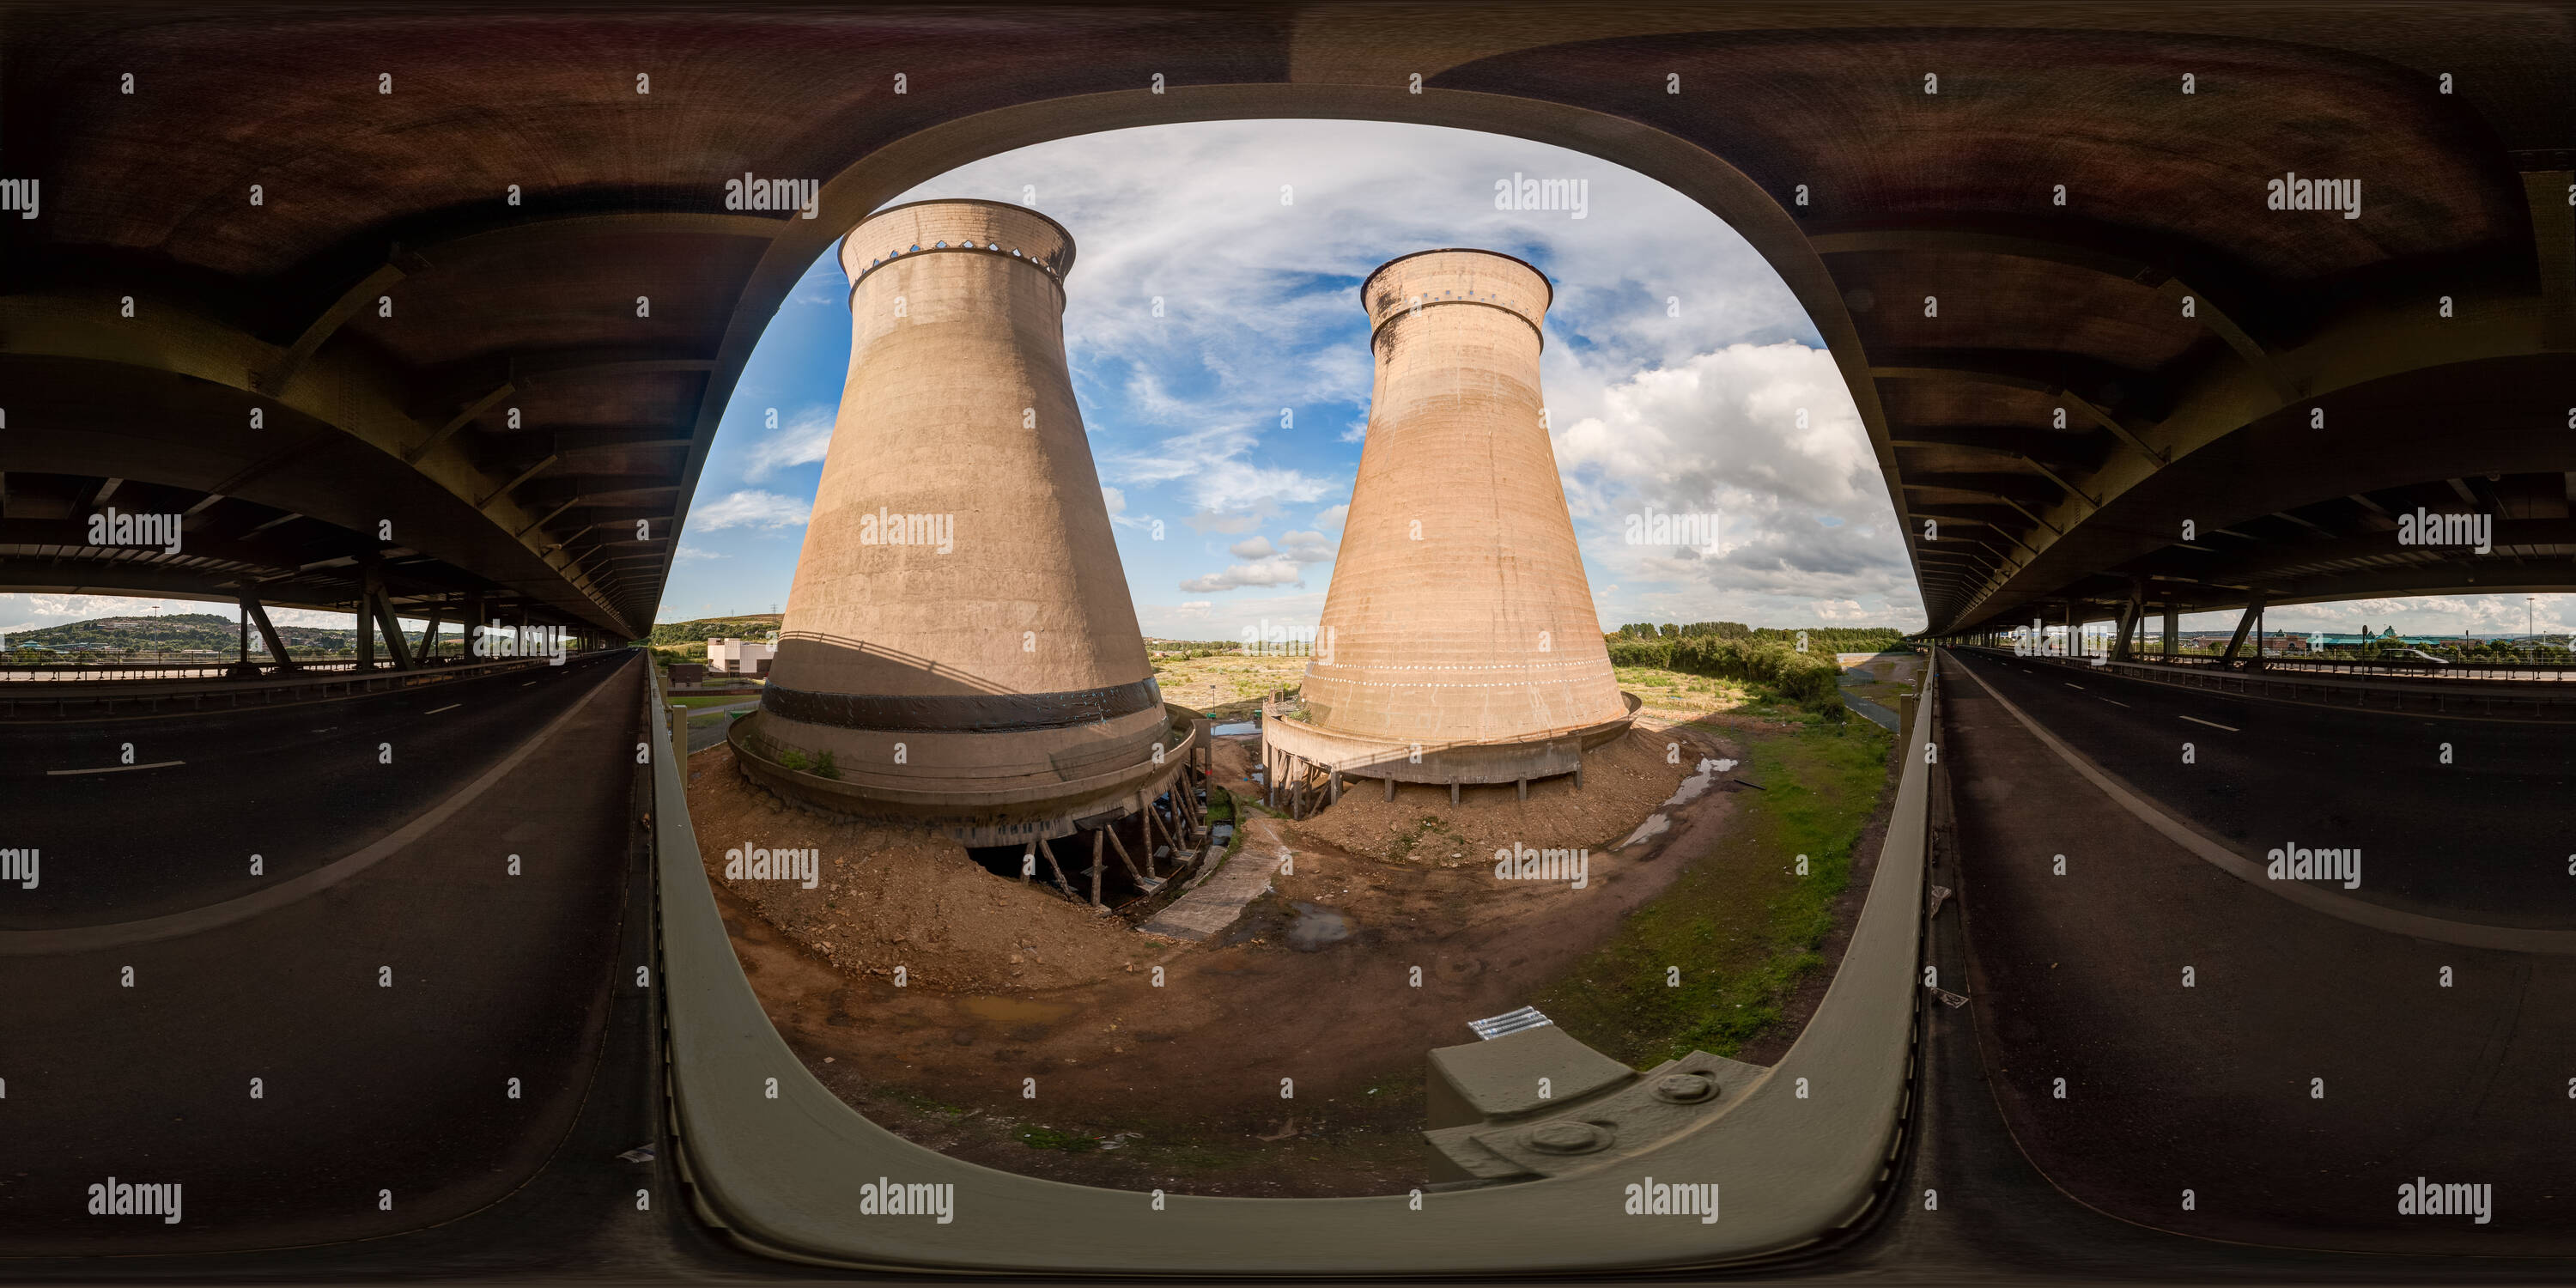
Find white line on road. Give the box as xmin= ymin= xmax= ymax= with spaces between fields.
xmin=48 ymin=760 xmax=185 ymax=776
xmin=424 ymin=703 xmax=462 ymax=714
xmin=2099 ymin=698 xmax=2131 ymax=708
xmin=2063 ymin=683 xmax=2084 ymax=690
xmin=520 ymin=682 xmax=536 ymax=687
xmin=2179 ymin=714 xmax=2238 ymax=732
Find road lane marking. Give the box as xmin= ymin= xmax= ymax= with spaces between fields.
xmin=47 ymin=760 xmax=185 ymax=776
xmin=1 ymin=657 xmax=629 ymax=957
xmin=1952 ymin=654 xmax=2576 ymax=955
xmin=521 ymin=682 xmax=536 ymax=687
xmin=2099 ymin=698 xmax=2131 ymax=708
xmin=2178 ymin=714 xmax=2238 ymax=732
xmin=2063 ymin=683 xmax=2084 ymax=690
xmin=424 ymin=703 xmax=462 ymax=714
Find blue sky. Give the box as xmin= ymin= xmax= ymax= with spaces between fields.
xmin=665 ymin=118 xmax=1918 ymax=641
xmin=3 ymin=119 xmax=2566 ymax=643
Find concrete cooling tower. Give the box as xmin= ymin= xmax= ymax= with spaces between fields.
xmin=731 ymin=199 xmax=1199 ymax=847
xmin=1262 ymin=248 xmax=1635 ymax=803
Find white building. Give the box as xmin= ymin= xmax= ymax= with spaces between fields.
xmin=707 ymin=636 xmax=775 ymax=677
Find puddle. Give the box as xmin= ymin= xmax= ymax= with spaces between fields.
xmin=960 ymin=996 xmax=1076 ymax=1024
xmin=1285 ymin=901 xmax=1354 ymax=951
xmin=1618 ymin=758 xmax=1740 ymax=850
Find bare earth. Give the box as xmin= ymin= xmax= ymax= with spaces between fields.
xmin=683 ymin=713 xmax=1740 ymax=1195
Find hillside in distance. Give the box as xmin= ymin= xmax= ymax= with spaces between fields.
xmin=7 ymin=612 xmax=355 ymax=653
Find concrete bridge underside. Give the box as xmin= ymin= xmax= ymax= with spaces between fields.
xmin=1 ymin=6 xmax=2567 ymax=638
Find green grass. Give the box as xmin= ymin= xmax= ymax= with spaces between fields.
xmin=1017 ymin=1125 xmax=1102 ymax=1151
xmin=1532 ymin=718 xmax=1894 ymax=1067
xmin=670 ymin=694 xmax=756 ymax=708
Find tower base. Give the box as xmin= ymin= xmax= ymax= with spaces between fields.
xmin=1258 ymin=692 xmax=1640 ymax=793
xmin=726 ymin=705 xmax=1209 ymax=848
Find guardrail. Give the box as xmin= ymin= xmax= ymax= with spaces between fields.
xmin=645 ymin=658 xmax=1941 ymax=1273
xmin=1963 ymin=647 xmax=2576 ymax=720
xmin=0 ymin=649 xmax=619 ymax=720
xmin=0 ymin=653 xmax=491 ymax=681
xmin=2133 ymin=653 xmax=2576 ymax=681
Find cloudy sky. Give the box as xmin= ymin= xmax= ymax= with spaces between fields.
xmin=3 ymin=119 xmax=2563 ymax=643
xmin=670 ymin=118 xmax=1915 ymax=642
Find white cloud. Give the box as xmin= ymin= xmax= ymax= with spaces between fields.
xmin=1313 ymin=503 xmax=1349 ymax=531
xmin=1228 ymin=535 xmax=1274 ymax=559
xmin=1172 ymin=601 xmax=1212 ymax=618
xmin=1278 ymin=530 xmax=1336 ymax=563
xmin=676 ymin=544 xmax=728 ymax=562
xmin=691 ymin=489 xmax=813 ymax=532
xmin=743 ymin=406 xmax=836 ymax=479
xmin=1180 ymin=559 xmax=1307 ymax=592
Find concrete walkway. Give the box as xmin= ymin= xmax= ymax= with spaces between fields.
xmin=1137 ymin=819 xmax=1280 ymax=940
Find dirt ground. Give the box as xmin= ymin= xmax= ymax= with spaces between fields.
xmin=686 ymin=744 xmax=1152 ymax=991
xmin=1287 ymin=726 xmax=1689 ymax=864
xmin=1150 ymin=652 xmax=1310 ymax=718
xmin=687 ymin=716 xmax=1745 ymax=1195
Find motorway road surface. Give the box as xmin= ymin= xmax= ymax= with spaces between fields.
xmin=1942 ymin=647 xmax=2576 ymax=927
xmin=0 ymin=653 xmax=647 ymax=1253
xmin=0 ymin=653 xmax=629 ymax=930
xmin=1928 ymin=647 xmax=2576 ymax=1254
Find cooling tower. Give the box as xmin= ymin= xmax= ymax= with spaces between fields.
xmin=1265 ymin=249 xmax=1634 ymax=793
xmin=734 ymin=199 xmax=1190 ymax=843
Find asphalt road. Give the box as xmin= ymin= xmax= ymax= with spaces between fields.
xmin=0 ymin=653 xmax=649 ymax=1255
xmin=9 ymin=646 xmax=2575 ymax=1276
xmin=0 ymin=654 xmax=629 ymax=930
xmin=1942 ymin=647 xmax=2576 ymax=927
xmin=1923 ymin=647 xmax=2576 ymax=1255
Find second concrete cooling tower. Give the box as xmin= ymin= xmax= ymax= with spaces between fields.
xmin=732 ymin=199 xmax=1198 ymax=846
xmin=1263 ymin=248 xmax=1634 ymax=800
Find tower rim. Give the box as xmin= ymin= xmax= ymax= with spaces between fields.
xmin=839 ymin=197 xmax=1078 ymax=279
xmin=1358 ymin=246 xmax=1553 ymax=313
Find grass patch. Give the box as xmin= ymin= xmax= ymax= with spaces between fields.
xmin=670 ymin=694 xmax=756 ymax=708
xmin=1532 ymin=718 xmax=1893 ymax=1066
xmin=1017 ymin=1125 xmax=1102 ymax=1151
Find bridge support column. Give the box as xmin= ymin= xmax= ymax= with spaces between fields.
xmin=2221 ymin=592 xmax=2268 ymax=665
xmin=241 ymin=596 xmax=295 ymax=671
xmin=365 ymin=572 xmax=415 ymax=671
xmin=2162 ymin=605 xmax=2178 ymax=657
xmin=354 ymin=596 xmax=374 ymax=671
xmin=2112 ymin=581 xmax=2144 ymax=662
